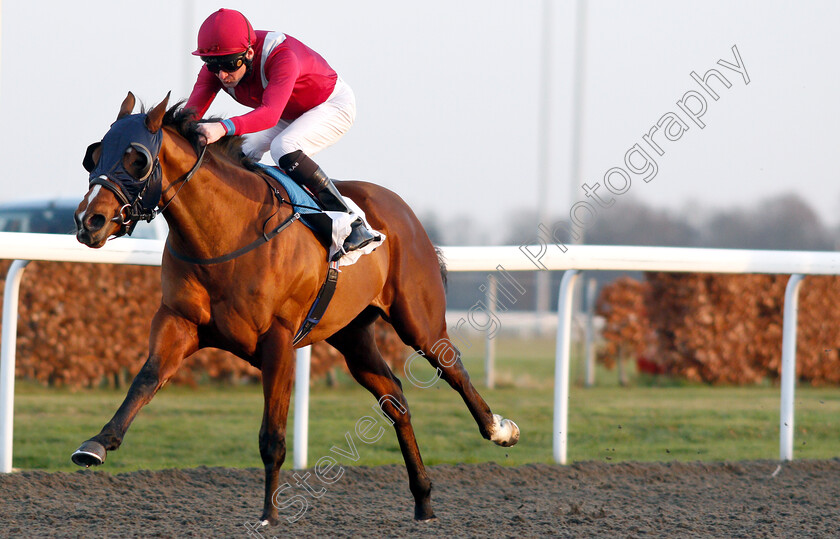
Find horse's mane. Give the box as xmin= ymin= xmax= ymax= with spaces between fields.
xmin=162 ymin=102 xmax=261 ymax=173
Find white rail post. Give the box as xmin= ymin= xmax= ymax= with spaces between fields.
xmin=485 ymin=275 xmax=497 ymax=389
xmin=584 ymin=277 xmax=597 ymax=388
xmin=293 ymin=345 xmax=311 ymax=470
xmin=553 ymin=269 xmax=579 ymax=464
xmin=1 ymin=260 xmax=30 ymax=473
xmin=780 ymin=274 xmax=804 ymax=461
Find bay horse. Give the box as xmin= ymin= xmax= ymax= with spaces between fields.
xmin=71 ymin=92 xmax=519 ymax=525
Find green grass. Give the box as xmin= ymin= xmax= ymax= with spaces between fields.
xmin=10 ymin=337 xmax=840 ymax=472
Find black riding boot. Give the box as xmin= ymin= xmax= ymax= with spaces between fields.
xmin=278 ymin=150 xmax=378 ymax=253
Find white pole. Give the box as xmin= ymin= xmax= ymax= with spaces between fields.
xmin=0 ymin=0 xmax=4 ymax=105
xmin=182 ymin=0 xmax=196 ymax=99
xmin=567 ymin=0 xmax=589 ymax=319
xmin=485 ymin=275 xmax=497 ymax=389
xmin=534 ymin=0 xmax=553 ymax=317
xmin=569 ymin=0 xmax=587 ymax=216
xmin=553 ymin=269 xmax=579 ymax=464
xmin=584 ymin=277 xmax=597 ymax=387
xmin=780 ymin=274 xmax=804 ymax=461
xmin=1 ymin=260 xmax=30 ymax=473
xmin=293 ymin=346 xmax=311 ymax=470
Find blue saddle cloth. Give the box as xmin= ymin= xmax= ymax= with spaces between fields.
xmin=254 ymin=163 xmax=321 ymax=216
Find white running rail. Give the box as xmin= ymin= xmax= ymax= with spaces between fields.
xmin=3 ymin=232 xmax=840 ymax=472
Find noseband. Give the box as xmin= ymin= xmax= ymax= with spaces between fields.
xmin=88 ymin=175 xmax=147 ymax=232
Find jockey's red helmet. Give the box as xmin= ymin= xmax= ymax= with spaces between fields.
xmin=192 ymin=8 xmax=256 ymax=57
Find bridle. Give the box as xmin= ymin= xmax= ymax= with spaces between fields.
xmin=84 ymin=114 xmax=205 ymax=238
xmin=90 ymin=147 xmax=205 ymax=236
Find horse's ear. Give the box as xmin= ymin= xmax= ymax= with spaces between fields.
xmin=83 ymin=142 xmax=102 ymax=172
xmin=145 ymin=91 xmax=171 ymax=133
xmin=117 ymin=92 xmax=136 ymax=120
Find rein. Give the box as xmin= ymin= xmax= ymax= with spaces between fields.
xmin=156 ymin=144 xmax=207 ymax=217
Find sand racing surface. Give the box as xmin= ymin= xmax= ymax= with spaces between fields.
xmin=1 ymin=459 xmax=839 ymax=537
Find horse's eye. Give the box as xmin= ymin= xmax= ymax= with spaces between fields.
xmin=124 ymin=148 xmax=148 ymax=176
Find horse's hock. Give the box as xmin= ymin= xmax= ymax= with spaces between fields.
xmin=0 ymin=260 xmax=407 ymax=388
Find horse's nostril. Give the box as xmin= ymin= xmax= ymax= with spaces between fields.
xmin=87 ymin=214 xmax=107 ymax=232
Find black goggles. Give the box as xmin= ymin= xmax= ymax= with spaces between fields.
xmin=202 ymin=53 xmax=247 ymax=74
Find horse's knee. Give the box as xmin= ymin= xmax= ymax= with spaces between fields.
xmin=132 ymin=360 xmax=163 ymax=393
xmin=132 ymin=354 xmax=184 ymax=399
xmin=259 ymin=429 xmax=287 ymax=467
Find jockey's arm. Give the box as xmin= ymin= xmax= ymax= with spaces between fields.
xmin=185 ymin=67 xmax=222 ymax=121
xmin=222 ymin=51 xmax=298 ymax=136
xmin=186 ymin=68 xmax=226 ymax=145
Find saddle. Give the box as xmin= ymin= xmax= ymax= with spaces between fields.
xmin=254 ymin=164 xmax=334 ymax=249
xmin=252 ymin=164 xmax=386 ymax=344
xmin=254 ymin=164 xmax=385 ymax=265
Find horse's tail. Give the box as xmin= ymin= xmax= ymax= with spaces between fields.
xmin=435 ymin=246 xmax=448 ymax=291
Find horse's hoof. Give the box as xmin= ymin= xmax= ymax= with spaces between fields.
xmin=71 ymin=440 xmax=107 ymax=467
xmin=490 ymin=414 xmax=520 ymax=447
xmin=258 ymin=512 xmax=280 ymax=527
xmin=416 ymin=515 xmax=438 ymax=524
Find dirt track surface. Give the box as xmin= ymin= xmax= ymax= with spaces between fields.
xmin=1 ymin=460 xmax=838 ymax=538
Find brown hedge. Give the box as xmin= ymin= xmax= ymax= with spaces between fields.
xmin=597 ymin=273 xmax=840 ymax=385
xmin=0 ymin=260 xmax=407 ymax=388
xmin=595 ymin=276 xmax=654 ymax=369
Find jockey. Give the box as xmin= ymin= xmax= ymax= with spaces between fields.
xmin=185 ymin=8 xmax=377 ymax=253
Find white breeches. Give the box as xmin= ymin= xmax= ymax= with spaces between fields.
xmin=241 ymin=77 xmax=356 ymax=163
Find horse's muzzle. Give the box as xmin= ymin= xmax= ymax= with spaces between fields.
xmin=75 ymin=211 xmax=109 ymax=247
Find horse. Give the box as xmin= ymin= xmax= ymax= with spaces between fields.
xmin=71 ymin=92 xmax=519 ymax=525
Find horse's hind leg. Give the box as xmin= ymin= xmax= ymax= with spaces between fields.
xmin=327 ymin=313 xmax=435 ymax=521
xmin=388 ymin=288 xmax=520 ymax=447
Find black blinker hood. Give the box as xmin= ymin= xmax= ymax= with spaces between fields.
xmin=88 ymin=114 xmax=163 ymax=216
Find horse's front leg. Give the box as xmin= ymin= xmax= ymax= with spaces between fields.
xmin=71 ymin=306 xmax=198 ymax=466
xmin=256 ymin=323 xmax=296 ymax=526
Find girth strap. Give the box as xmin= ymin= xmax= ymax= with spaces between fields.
xmin=293 ymin=260 xmax=340 ymax=346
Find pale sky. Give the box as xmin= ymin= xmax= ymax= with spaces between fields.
xmin=1 ymin=1 xmax=838 ymax=235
